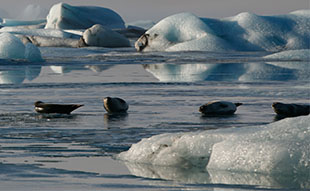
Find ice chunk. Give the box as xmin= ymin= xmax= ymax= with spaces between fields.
xmin=0 ymin=33 xmax=25 ymax=59
xmin=81 ymin=24 xmax=130 ymax=47
xmin=135 ymin=10 xmax=310 ymax=52
xmin=24 ymin=43 xmax=43 ymax=62
xmin=118 ymin=116 xmax=310 ymax=175
xmin=45 ymin=3 xmax=125 ymax=30
xmin=0 ymin=33 xmax=43 ymax=62
xmin=136 ymin=12 xmax=230 ymax=52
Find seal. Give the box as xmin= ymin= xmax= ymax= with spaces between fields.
xmin=34 ymin=101 xmax=83 ymax=114
xmin=103 ymin=97 xmax=129 ymax=113
xmin=199 ymin=101 xmax=242 ymax=115
xmin=272 ymin=102 xmax=310 ymax=117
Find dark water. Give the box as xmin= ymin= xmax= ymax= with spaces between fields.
xmin=0 ymin=47 xmax=309 ymax=190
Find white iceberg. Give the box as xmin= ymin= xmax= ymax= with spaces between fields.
xmin=118 ymin=115 xmax=310 ymax=175
xmin=0 ymin=33 xmax=43 ymax=62
xmin=135 ymin=10 xmax=310 ymax=52
xmin=45 ymin=3 xmax=125 ymax=30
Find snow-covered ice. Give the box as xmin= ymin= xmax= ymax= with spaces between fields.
xmin=45 ymin=3 xmax=125 ymax=30
xmin=135 ymin=10 xmax=310 ymax=52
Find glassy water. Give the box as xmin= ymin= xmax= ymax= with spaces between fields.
xmin=0 ymin=47 xmax=309 ymax=190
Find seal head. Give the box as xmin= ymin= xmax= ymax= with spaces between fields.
xmin=103 ymin=97 xmax=128 ymax=113
xmin=272 ymin=102 xmax=310 ymax=117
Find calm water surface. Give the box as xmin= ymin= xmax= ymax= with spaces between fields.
xmin=0 ymin=47 xmax=309 ymax=190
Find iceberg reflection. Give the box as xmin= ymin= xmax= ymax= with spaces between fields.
xmin=122 ymin=162 xmax=308 ymax=189
xmin=0 ymin=64 xmax=41 ymax=84
xmin=143 ymin=62 xmax=308 ymax=82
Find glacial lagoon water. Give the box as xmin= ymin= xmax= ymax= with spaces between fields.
xmin=0 ymin=46 xmax=309 ymax=190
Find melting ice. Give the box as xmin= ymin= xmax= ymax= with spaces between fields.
xmin=118 ymin=116 xmax=310 ymax=175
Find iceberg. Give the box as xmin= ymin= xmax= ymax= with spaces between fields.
xmin=118 ymin=115 xmax=310 ymax=175
xmin=45 ymin=3 xmax=125 ymax=30
xmin=135 ymin=10 xmax=310 ymax=52
xmin=0 ymin=33 xmax=43 ymax=62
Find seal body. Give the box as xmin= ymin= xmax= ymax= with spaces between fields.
xmin=272 ymin=102 xmax=310 ymax=117
xmin=103 ymin=97 xmax=128 ymax=113
xmin=199 ymin=101 xmax=242 ymax=115
xmin=34 ymin=101 xmax=83 ymax=114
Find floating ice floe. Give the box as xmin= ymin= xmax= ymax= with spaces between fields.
xmin=135 ymin=10 xmax=310 ymax=52
xmin=80 ymin=24 xmax=130 ymax=48
xmin=118 ymin=115 xmax=310 ymax=175
xmin=45 ymin=3 xmax=125 ymax=30
xmin=0 ymin=33 xmax=43 ymax=62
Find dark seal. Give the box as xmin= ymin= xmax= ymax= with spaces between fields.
xmin=34 ymin=101 xmax=83 ymax=114
xmin=272 ymin=102 xmax=310 ymax=117
xmin=103 ymin=97 xmax=129 ymax=113
xmin=199 ymin=101 xmax=242 ymax=115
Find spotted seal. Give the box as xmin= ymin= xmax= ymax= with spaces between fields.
xmin=272 ymin=102 xmax=310 ymax=117
xmin=199 ymin=101 xmax=242 ymax=115
xmin=103 ymin=97 xmax=128 ymax=113
xmin=34 ymin=101 xmax=83 ymax=114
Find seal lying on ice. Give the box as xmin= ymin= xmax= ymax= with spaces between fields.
xmin=272 ymin=102 xmax=310 ymax=117
xmin=34 ymin=101 xmax=83 ymax=114
xmin=103 ymin=97 xmax=129 ymax=113
xmin=199 ymin=101 xmax=242 ymax=115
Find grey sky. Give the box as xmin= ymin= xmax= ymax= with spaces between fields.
xmin=1 ymin=0 xmax=309 ymax=22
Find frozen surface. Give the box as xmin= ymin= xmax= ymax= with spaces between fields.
xmin=0 ymin=27 xmax=80 ymax=39
xmin=118 ymin=116 xmax=310 ymax=175
xmin=137 ymin=10 xmax=310 ymax=52
xmin=45 ymin=3 xmax=125 ymax=30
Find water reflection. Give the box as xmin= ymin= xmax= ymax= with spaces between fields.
xmin=103 ymin=113 xmax=128 ymax=129
xmin=0 ymin=65 xmax=41 ymax=84
xmin=1 ymin=61 xmax=308 ymax=84
xmin=0 ymin=63 xmax=112 ymax=84
xmin=122 ymin=162 xmax=309 ymax=189
xmin=143 ymin=62 xmax=308 ymax=82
